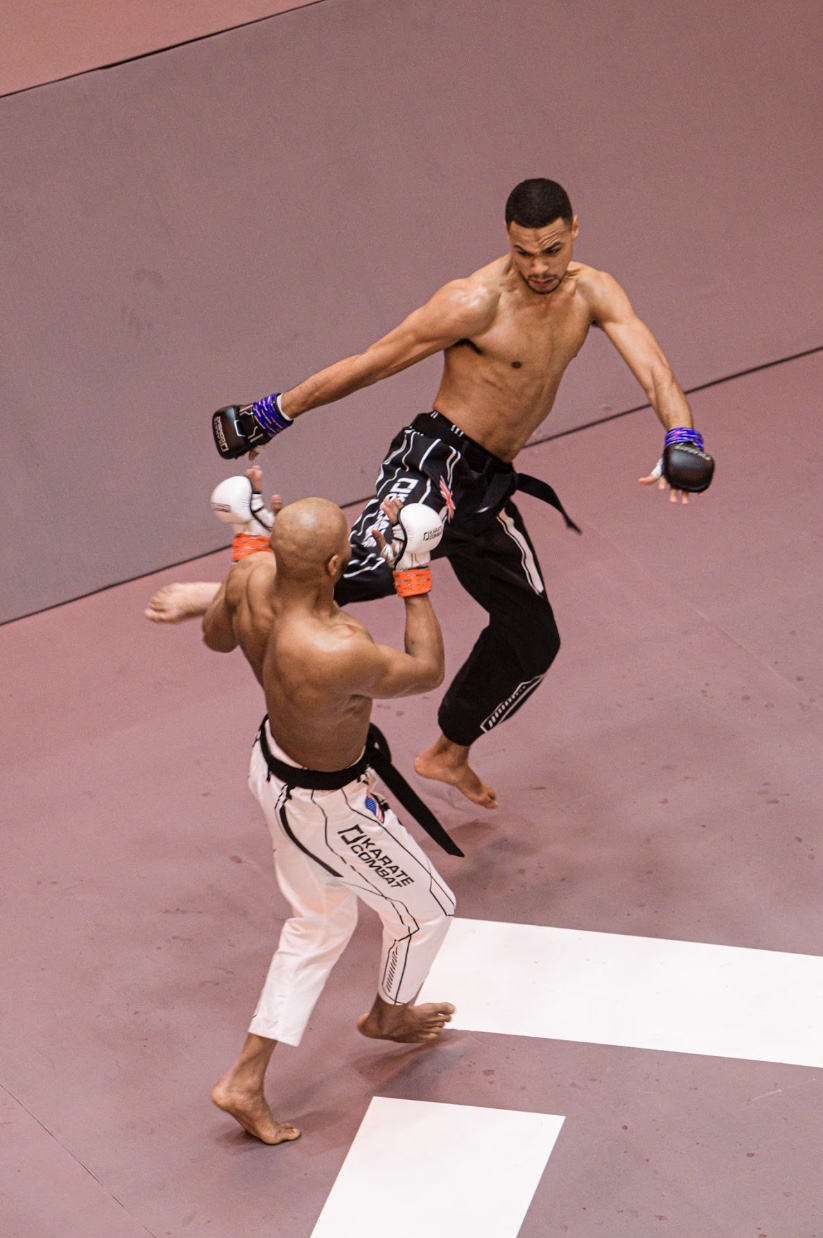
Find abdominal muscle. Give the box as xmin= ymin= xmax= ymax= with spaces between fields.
xmin=435 ymin=358 xmax=564 ymax=461
xmin=434 ymin=265 xmax=593 ymax=461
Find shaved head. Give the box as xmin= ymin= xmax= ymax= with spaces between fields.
xmin=271 ymin=498 xmax=350 ymax=582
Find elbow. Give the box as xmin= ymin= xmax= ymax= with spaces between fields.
xmin=425 ymin=663 xmax=446 ymax=692
xmin=202 ymin=621 xmax=235 ymax=654
xmin=202 ymin=629 xmax=220 ymax=653
xmin=402 ymin=663 xmax=444 ymax=696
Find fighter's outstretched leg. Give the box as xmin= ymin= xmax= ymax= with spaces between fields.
xmin=145 ymin=582 xmax=220 ymax=623
xmin=357 ymin=995 xmax=455 ymax=1043
xmin=211 ymin=1033 xmax=301 ymax=1145
xmin=414 ymin=736 xmax=498 ymax=809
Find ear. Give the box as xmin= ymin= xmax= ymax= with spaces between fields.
xmin=326 ymin=552 xmax=341 ymax=578
xmin=570 ymin=215 xmax=580 ymax=241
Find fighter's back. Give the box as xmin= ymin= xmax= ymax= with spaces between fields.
xmin=204 ymin=496 xmax=444 ymax=774
xmin=217 ymin=549 xmax=375 ymax=771
xmin=261 ymin=600 xmax=375 ymax=771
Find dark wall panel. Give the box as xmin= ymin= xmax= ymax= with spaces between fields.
xmin=2 ymin=0 xmax=821 ymax=621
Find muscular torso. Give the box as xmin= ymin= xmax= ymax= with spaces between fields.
xmin=435 ymin=258 xmax=596 ymax=460
xmin=227 ymin=554 xmax=374 ymax=771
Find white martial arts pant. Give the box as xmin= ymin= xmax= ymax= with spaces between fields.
xmin=247 ymin=723 xmax=456 ymax=1046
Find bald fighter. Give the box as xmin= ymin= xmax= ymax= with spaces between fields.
xmin=214 ymin=177 xmax=715 ymax=810
xmin=203 ymin=497 xmax=455 ymax=1145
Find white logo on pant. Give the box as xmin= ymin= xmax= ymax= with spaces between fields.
xmin=385 ymin=477 xmax=419 ymax=502
xmin=480 ymin=675 xmax=545 ymax=733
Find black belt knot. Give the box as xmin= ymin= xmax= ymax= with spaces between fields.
xmin=412 ymin=411 xmax=581 ymax=534
xmin=256 ymin=719 xmax=463 ymax=857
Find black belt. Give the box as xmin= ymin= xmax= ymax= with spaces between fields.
xmin=256 ymin=718 xmax=464 ymax=857
xmin=412 ymin=411 xmax=581 ymax=534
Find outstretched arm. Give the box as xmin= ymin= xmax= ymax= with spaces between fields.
xmin=583 ymin=271 xmax=714 ymax=503
xmin=586 ymin=271 xmax=693 ymax=432
xmin=279 ymin=280 xmax=497 ymax=418
xmin=214 ymin=279 xmax=497 ymax=458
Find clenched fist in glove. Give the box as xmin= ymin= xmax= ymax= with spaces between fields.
xmin=375 ymin=502 xmax=444 ymax=596
xmin=212 ymin=393 xmax=292 ymax=459
xmin=641 ymin=427 xmax=715 ymax=503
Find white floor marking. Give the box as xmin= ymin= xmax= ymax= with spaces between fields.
xmin=310 ymin=1098 xmax=564 ymax=1238
xmin=418 ymin=918 xmax=823 ymax=1067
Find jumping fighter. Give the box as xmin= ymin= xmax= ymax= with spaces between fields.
xmin=202 ymin=496 xmax=456 ymax=1145
xmin=212 ymin=178 xmax=715 ymax=811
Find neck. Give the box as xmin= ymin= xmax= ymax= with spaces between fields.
xmin=273 ymin=572 xmax=337 ymax=617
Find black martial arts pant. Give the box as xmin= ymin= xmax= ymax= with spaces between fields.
xmin=335 ymin=411 xmax=572 ymax=747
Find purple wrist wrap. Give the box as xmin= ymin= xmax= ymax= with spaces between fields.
xmin=251 ymin=393 xmax=292 ymax=437
xmin=665 ymin=427 xmax=704 ymax=451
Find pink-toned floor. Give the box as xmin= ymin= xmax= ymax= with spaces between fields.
xmin=2 ymin=352 xmax=822 ymax=1236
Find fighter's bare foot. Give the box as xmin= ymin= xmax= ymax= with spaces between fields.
xmin=357 ymin=997 xmax=455 ymax=1043
xmin=144 ymin=582 xmax=220 ymax=623
xmin=414 ymin=737 xmax=498 ymax=809
xmin=211 ymin=1080 xmax=301 ymax=1145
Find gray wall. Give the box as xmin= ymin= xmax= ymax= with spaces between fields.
xmin=2 ymin=0 xmax=821 ymax=622
xmin=1 ymin=1 xmax=318 ymax=96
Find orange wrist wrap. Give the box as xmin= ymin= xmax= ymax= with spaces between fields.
xmin=393 ymin=567 xmax=432 ymax=597
xmin=231 ymin=533 xmax=272 ymax=562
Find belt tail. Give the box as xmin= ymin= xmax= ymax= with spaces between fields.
xmin=515 ymin=472 xmax=582 ymax=534
xmin=366 ymin=724 xmax=464 ymax=858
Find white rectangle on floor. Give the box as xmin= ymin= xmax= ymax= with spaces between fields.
xmin=310 ymin=1098 xmax=563 ymax=1238
xmin=418 ymin=918 xmax=823 ymax=1067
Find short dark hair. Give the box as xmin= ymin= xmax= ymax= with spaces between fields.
xmin=505 ymin=179 xmax=573 ymax=229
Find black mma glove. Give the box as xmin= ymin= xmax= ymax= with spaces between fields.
xmin=654 ymin=428 xmax=715 ymax=493
xmin=212 ymin=393 xmax=292 ymax=460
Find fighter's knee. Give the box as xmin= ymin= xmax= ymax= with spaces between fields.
xmin=537 ymin=621 xmax=561 ymax=671
xmin=517 ymin=610 xmax=561 ymax=676
xmin=424 ymin=893 xmax=456 ymax=929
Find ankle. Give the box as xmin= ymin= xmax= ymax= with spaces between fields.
xmin=367 ymin=997 xmax=406 ymax=1028
xmin=433 ymin=734 xmax=469 ymax=758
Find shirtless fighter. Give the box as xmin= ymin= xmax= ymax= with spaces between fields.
xmin=203 ymin=497 xmax=455 ymax=1145
xmin=213 ymin=177 xmax=715 ymax=810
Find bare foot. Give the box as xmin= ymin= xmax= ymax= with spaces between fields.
xmin=414 ymin=736 xmax=498 ymax=809
xmin=357 ymin=997 xmax=455 ymax=1043
xmin=144 ymin=582 xmax=220 ymax=623
xmin=211 ymin=1080 xmax=300 ymax=1145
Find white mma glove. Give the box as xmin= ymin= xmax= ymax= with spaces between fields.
xmin=378 ymin=503 xmax=444 ymax=596
xmin=249 ymin=491 xmax=274 ymax=531
xmin=210 ymin=475 xmax=274 ymax=536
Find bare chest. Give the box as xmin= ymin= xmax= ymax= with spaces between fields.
xmin=475 ymin=289 xmax=592 ymax=375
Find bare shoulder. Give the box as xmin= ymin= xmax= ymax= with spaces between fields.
xmin=573 ymin=264 xmax=632 ymax=322
xmin=291 ymin=610 xmax=374 ymax=663
xmin=291 ymin=614 xmax=383 ymax=692
xmin=225 ymin=550 xmax=275 ymax=603
xmin=427 ymin=261 xmax=502 ymax=335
